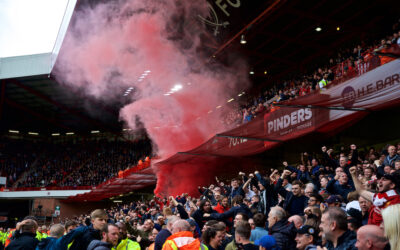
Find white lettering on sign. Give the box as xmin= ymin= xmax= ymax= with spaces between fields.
xmin=215 ymin=0 xmax=241 ymax=17
xmin=267 ymin=108 xmax=312 ymax=134
xmin=228 ymin=138 xmax=247 ymax=148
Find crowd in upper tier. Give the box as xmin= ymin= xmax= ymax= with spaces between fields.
xmin=223 ymin=26 xmax=400 ymax=127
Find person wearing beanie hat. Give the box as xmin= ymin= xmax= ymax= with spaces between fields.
xmin=254 ymin=235 xmax=280 ymax=250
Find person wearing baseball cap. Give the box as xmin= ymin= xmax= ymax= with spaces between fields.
xmin=254 ymin=235 xmax=280 ymax=250
xmin=295 ymin=225 xmax=318 ymax=250
xmin=326 ymin=195 xmax=342 ymax=207
xmin=349 ymin=167 xmax=400 ymax=226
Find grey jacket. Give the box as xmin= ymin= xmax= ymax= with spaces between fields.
xmin=87 ymin=240 xmax=112 ymax=250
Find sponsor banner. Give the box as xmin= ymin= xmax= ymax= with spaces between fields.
xmin=263 ymin=107 xmax=330 ymax=141
xmin=158 ymin=60 xmax=400 ymax=164
xmin=288 ymin=59 xmax=400 ymax=110
xmin=217 ymin=106 xmax=329 ymax=142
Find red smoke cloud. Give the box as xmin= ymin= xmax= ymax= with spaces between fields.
xmin=55 ymin=0 xmax=249 ymax=196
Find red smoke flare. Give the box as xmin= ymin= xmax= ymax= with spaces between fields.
xmin=55 ymin=0 xmax=249 ymax=196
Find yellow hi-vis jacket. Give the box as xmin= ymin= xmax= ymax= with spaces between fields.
xmin=113 ymin=238 xmax=141 ymax=250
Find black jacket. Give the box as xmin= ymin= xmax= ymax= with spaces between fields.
xmin=192 ymin=209 xmax=217 ymax=229
xmin=250 ymin=202 xmax=264 ymax=214
xmin=210 ymin=204 xmax=252 ymax=221
xmin=269 ymin=219 xmax=296 ymax=250
xmin=275 ymin=178 xmax=308 ymax=216
xmin=154 ymin=229 xmax=171 ymax=250
xmin=255 ymin=173 xmax=278 ymax=215
xmin=69 ymin=225 xmax=101 ymax=250
xmin=326 ymin=179 xmax=355 ymax=202
xmin=325 ymin=230 xmax=357 ymax=250
xmin=5 ymin=232 xmax=39 ymax=250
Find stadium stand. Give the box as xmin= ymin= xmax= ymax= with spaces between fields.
xmin=1 ymin=1 xmax=400 ymax=249
xmin=0 ymin=139 xmax=151 ymax=189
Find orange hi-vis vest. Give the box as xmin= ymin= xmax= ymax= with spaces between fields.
xmin=162 ymin=231 xmax=206 ymax=250
xmin=4 ymin=229 xmax=16 ymax=247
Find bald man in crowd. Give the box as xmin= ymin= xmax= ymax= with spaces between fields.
xmin=355 ymin=225 xmax=389 ymax=250
xmin=162 ymin=220 xmax=204 ymax=250
xmin=288 ymin=215 xmax=304 ymax=229
xmin=155 ymin=216 xmax=179 ymax=250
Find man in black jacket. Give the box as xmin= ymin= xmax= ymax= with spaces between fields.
xmin=319 ymin=207 xmax=357 ymax=249
xmin=255 ymin=171 xmax=278 ymax=215
xmin=6 ymin=219 xmax=39 ymax=250
xmin=69 ymin=209 xmax=107 ymax=250
xmin=326 ymin=172 xmax=354 ymax=202
xmin=205 ymin=195 xmax=252 ymax=222
xmin=154 ymin=216 xmax=179 ymax=250
xmin=235 ymin=221 xmax=258 ymax=250
xmin=275 ymin=170 xmax=308 ymax=216
xmin=267 ymin=206 xmax=297 ymax=249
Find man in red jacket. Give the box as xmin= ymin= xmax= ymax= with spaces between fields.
xmin=213 ymin=197 xmax=230 ymax=214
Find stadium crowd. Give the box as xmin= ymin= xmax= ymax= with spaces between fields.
xmin=2 ymin=142 xmax=400 ymax=250
xmin=0 ymin=139 xmax=42 ymax=188
xmin=224 ymin=29 xmax=400 ymax=126
xmin=0 ymin=139 xmax=152 ymax=189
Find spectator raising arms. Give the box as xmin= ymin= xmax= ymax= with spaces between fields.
xmin=349 ymin=166 xmax=400 ymax=226
xmin=275 ymin=170 xmax=309 ymax=216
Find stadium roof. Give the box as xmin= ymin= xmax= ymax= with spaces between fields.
xmin=0 ymin=0 xmax=123 ymax=135
xmin=1 ymin=0 xmax=399 ymax=135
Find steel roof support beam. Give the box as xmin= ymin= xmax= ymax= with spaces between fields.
xmin=9 ymin=79 xmax=132 ymax=141
xmin=50 ymin=76 xmax=118 ymax=118
xmin=10 ymin=79 xmax=112 ymax=130
xmin=4 ymin=97 xmax=72 ymax=130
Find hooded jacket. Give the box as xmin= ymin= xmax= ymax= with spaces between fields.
xmin=35 ymin=226 xmax=88 ymax=250
xmin=69 ymin=225 xmax=101 ymax=250
xmin=255 ymin=173 xmax=278 ymax=215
